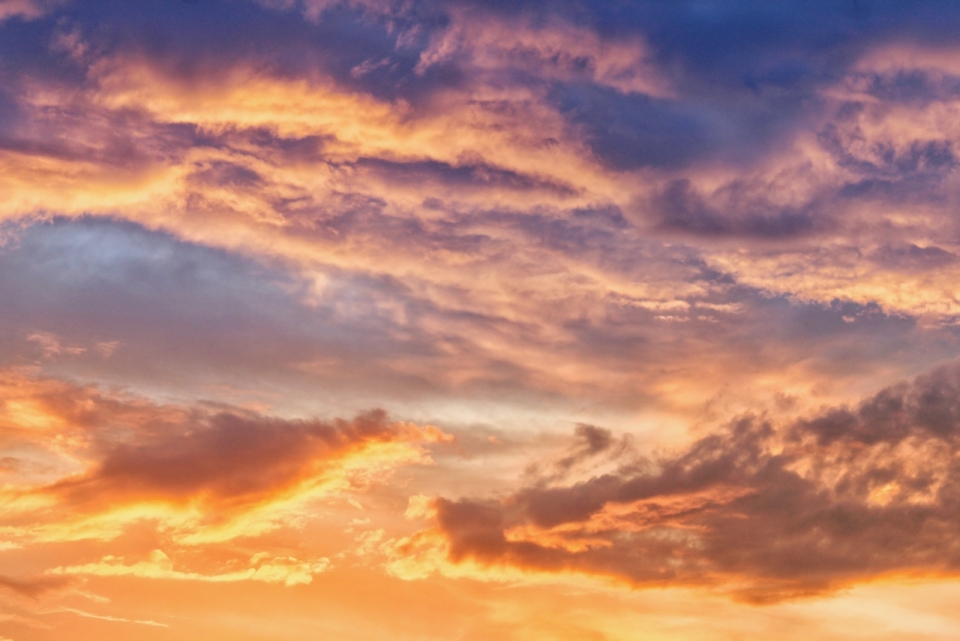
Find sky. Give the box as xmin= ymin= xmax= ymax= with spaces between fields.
xmin=3 ymin=0 xmax=960 ymax=638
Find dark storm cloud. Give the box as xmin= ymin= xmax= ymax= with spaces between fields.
xmin=427 ymin=362 xmax=960 ymax=601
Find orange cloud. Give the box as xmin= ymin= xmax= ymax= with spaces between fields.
xmin=0 ymin=368 xmax=448 ymax=547
xmin=50 ymin=549 xmax=330 ymax=587
xmin=395 ymin=363 xmax=960 ymax=602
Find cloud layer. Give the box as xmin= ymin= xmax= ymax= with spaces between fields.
xmin=3 ymin=1 xmax=960 ymax=639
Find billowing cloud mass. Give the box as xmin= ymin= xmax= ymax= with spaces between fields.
xmin=4 ymin=1 xmax=960 ymax=639
xmin=398 ymin=364 xmax=960 ymax=601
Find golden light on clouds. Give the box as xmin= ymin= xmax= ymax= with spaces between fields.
xmin=4 ymin=1 xmax=960 ymax=639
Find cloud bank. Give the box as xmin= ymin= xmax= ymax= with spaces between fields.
xmin=400 ymin=363 xmax=960 ymax=602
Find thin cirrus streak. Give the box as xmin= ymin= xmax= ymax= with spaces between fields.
xmin=4 ymin=0 xmax=960 ymax=639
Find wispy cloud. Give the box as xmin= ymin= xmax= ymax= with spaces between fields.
xmin=50 ymin=549 xmax=330 ymax=587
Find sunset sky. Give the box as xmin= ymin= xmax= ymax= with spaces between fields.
xmin=4 ymin=1 xmax=960 ymax=639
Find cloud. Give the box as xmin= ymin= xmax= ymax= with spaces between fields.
xmin=396 ymin=362 xmax=960 ymax=602
xmin=4 ymin=0 xmax=960 ymax=361
xmin=553 ymin=84 xmax=721 ymax=170
xmin=415 ymin=8 xmax=671 ymax=97
xmin=0 ymin=206 xmax=947 ymax=461
xmin=52 ymin=408 xmax=430 ymax=507
xmin=0 ymin=0 xmax=63 ymax=23
xmin=55 ymin=607 xmax=167 ymax=628
xmin=651 ymin=177 xmax=824 ymax=238
xmin=50 ymin=549 xmax=330 ymax=587
xmin=25 ymin=332 xmax=86 ymax=359
xmin=0 ymin=575 xmax=69 ymax=599
xmin=7 ymin=2 xmax=960 ymax=639
xmin=0 ymin=368 xmax=448 ymax=545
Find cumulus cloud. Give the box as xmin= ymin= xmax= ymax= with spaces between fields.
xmin=395 ymin=362 xmax=960 ymax=602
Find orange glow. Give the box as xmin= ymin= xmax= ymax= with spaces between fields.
xmin=4 ymin=3 xmax=960 ymax=639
